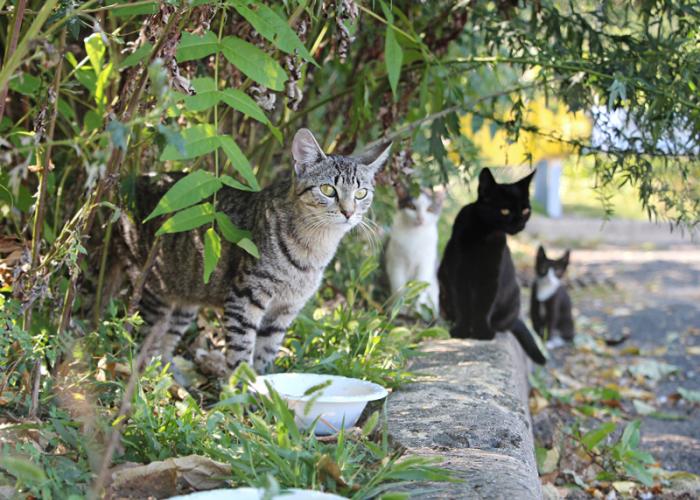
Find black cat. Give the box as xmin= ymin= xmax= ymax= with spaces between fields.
xmin=438 ymin=168 xmax=546 ymax=364
xmin=530 ymin=246 xmax=575 ymax=342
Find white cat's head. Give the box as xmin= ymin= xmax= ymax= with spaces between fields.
xmin=396 ymin=188 xmax=444 ymax=227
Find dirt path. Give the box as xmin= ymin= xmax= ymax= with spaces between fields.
xmin=569 ymin=249 xmax=700 ymax=474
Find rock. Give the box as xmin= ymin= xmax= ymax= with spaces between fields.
xmin=387 ymin=335 xmax=542 ymax=498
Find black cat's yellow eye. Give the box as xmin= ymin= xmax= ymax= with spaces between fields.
xmin=500 ymin=208 xmax=510 ymax=215
xmin=522 ymin=208 xmax=530 ymax=214
xmin=320 ymin=184 xmax=336 ymax=197
xmin=354 ymin=188 xmax=368 ymax=200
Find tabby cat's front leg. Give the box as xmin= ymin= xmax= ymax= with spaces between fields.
xmin=254 ymin=304 xmax=300 ymax=373
xmin=223 ymin=283 xmax=270 ymax=372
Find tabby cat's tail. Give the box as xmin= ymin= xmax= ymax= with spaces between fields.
xmin=511 ymin=319 xmax=546 ymax=365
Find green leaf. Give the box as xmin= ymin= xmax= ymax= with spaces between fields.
xmin=220 ymin=88 xmax=269 ymax=124
xmin=236 ymin=237 xmax=259 ymax=258
xmin=176 ymin=31 xmax=219 ymax=62
xmin=214 ymin=212 xmax=250 ymax=243
xmin=106 ymin=119 xmax=128 ymax=150
xmin=182 ymin=76 xmax=220 ymax=111
xmin=109 ymin=0 xmax=157 ymax=17
xmin=226 ymin=0 xmax=317 ymax=65
xmin=220 ymin=36 xmax=286 ymax=91
xmin=119 ymin=42 xmax=153 ymax=70
xmin=8 ymin=72 xmax=41 ymax=96
xmin=220 ymin=174 xmax=256 ymax=192
xmin=203 ymin=227 xmax=222 ymax=283
xmin=85 ymin=33 xmax=106 ymax=75
xmin=384 ymin=26 xmax=403 ymax=98
xmin=582 ymin=422 xmax=616 ymax=450
xmin=624 ymin=460 xmax=654 ymax=486
xmin=382 ymin=1 xmax=403 ymax=98
xmin=156 ymin=203 xmax=216 ymax=235
xmin=620 ymin=420 xmax=641 ymax=450
xmin=0 ymin=456 xmax=46 ymax=485
xmin=214 ymin=212 xmax=259 ymax=258
xmin=160 ymin=123 xmax=220 ymax=161
xmin=361 ymin=411 xmax=379 ymax=437
xmin=218 ymin=135 xmax=260 ymax=190
xmin=145 ymin=170 xmax=222 ymax=221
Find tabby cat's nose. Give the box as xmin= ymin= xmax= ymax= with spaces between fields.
xmin=340 ymin=208 xmax=354 ymax=219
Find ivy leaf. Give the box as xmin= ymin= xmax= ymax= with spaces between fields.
xmin=218 ymin=135 xmax=260 ymax=191
xmin=582 ymin=422 xmax=616 ymax=450
xmin=160 ymin=123 xmax=220 ymax=161
xmin=203 ymin=227 xmax=222 ymax=283
xmin=156 ymin=203 xmax=216 ymax=236
xmin=119 ymin=42 xmax=153 ymax=70
xmin=220 ymin=36 xmax=286 ymax=91
xmin=145 ymin=170 xmax=222 ymax=222
xmin=227 ymin=0 xmax=317 ymax=66
xmin=176 ymin=31 xmax=219 ymax=62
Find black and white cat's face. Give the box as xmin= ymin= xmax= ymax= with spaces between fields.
xmin=291 ymin=129 xmax=391 ymax=228
xmin=476 ymin=168 xmax=534 ymax=235
xmin=397 ymin=190 xmax=444 ymax=227
xmin=536 ymin=246 xmax=570 ymax=278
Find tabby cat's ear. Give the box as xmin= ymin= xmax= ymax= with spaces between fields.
xmin=292 ymin=129 xmax=326 ymax=174
xmin=478 ymin=168 xmax=496 ymax=198
xmin=355 ymin=141 xmax=392 ymax=176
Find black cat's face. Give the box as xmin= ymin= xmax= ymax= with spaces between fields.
xmin=536 ymin=246 xmax=570 ymax=278
xmin=476 ymin=168 xmax=534 ymax=235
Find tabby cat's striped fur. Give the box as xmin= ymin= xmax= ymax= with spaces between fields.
xmin=118 ymin=129 xmax=391 ymax=379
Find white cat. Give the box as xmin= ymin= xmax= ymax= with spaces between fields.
xmin=385 ymin=188 xmax=444 ymax=314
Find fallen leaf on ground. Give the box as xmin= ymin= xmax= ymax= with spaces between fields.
xmin=107 ymin=455 xmax=230 ymax=499
xmin=677 ymin=387 xmax=700 ymax=403
xmin=628 ymin=360 xmax=679 ymax=382
xmin=685 ymin=346 xmax=700 ymax=356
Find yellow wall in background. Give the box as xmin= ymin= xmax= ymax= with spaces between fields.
xmin=458 ymin=97 xmax=592 ymax=167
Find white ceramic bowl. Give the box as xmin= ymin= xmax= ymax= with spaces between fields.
xmin=169 ymin=487 xmax=345 ymax=499
xmin=250 ymin=373 xmax=388 ymax=435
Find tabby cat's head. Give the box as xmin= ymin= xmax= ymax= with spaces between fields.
xmin=291 ymin=129 xmax=391 ymax=228
xmin=476 ymin=168 xmax=535 ymax=235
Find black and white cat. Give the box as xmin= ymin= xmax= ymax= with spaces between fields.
xmin=530 ymin=245 xmax=575 ymax=344
xmin=385 ymin=187 xmax=444 ymax=314
xmin=438 ymin=168 xmax=546 ymax=364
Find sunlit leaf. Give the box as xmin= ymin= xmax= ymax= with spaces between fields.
xmin=203 ymin=227 xmax=221 ymax=283
xmin=218 ymin=135 xmax=260 ymax=190
xmin=145 ymin=170 xmax=222 ymax=221
xmin=227 ymin=0 xmax=317 ymax=65
xmin=220 ymin=36 xmax=286 ymax=91
xmin=176 ymin=30 xmax=219 ymax=62
xmin=155 ymin=203 xmax=216 ymax=235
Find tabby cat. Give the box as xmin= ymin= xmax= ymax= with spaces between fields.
xmin=117 ymin=129 xmax=391 ymax=379
xmin=437 ymin=168 xmax=546 ymax=364
xmin=530 ymin=245 xmax=575 ymax=342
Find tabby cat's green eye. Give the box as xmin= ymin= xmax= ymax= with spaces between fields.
xmin=320 ymin=184 xmax=336 ymax=197
xmin=500 ymin=208 xmax=510 ymax=215
xmin=354 ymin=188 xmax=368 ymax=200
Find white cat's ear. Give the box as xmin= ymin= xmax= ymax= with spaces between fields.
xmin=292 ymin=128 xmax=326 ymax=174
xmin=355 ymin=141 xmax=392 ymax=176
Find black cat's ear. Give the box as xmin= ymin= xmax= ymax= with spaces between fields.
xmin=517 ymin=169 xmax=536 ymax=193
xmin=355 ymin=141 xmax=392 ymax=176
xmin=478 ymin=168 xmax=496 ymax=198
xmin=292 ymin=128 xmax=326 ymax=175
xmin=537 ymin=245 xmax=547 ymax=261
xmin=561 ymin=249 xmax=571 ymax=265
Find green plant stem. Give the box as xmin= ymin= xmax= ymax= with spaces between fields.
xmin=0 ymin=0 xmax=27 ymax=124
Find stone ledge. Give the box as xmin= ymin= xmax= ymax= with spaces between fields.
xmin=387 ymin=336 xmax=542 ymax=499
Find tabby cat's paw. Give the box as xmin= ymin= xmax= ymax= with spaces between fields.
xmin=194 ymin=348 xmax=228 ymax=379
